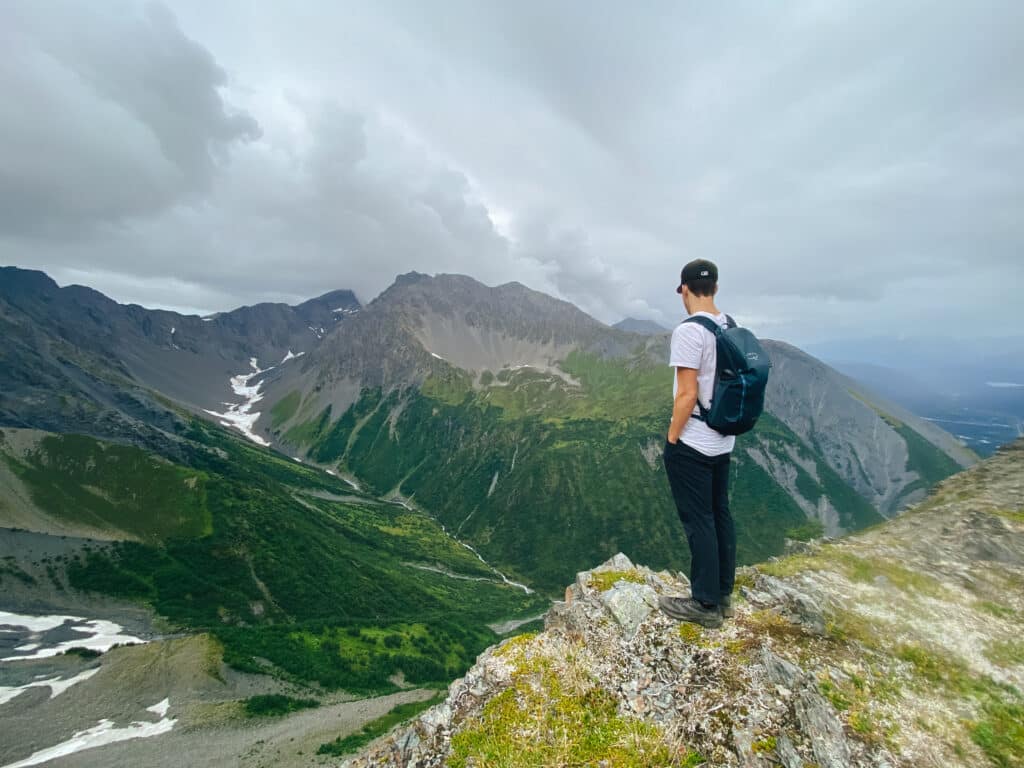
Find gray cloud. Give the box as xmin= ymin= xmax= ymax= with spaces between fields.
xmin=1 ymin=0 xmax=1022 ymax=344
xmin=1 ymin=1 xmax=258 ymax=236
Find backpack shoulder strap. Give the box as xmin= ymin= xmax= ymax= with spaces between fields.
xmin=683 ymin=315 xmax=722 ymax=335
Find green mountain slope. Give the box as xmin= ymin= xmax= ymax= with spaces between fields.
xmin=0 ymin=424 xmax=547 ymax=693
xmin=0 ymin=430 xmax=210 ymax=541
xmin=273 ymin=350 xmax=887 ymax=592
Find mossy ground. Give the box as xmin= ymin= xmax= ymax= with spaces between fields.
xmin=589 ymin=569 xmax=646 ymax=592
xmin=448 ymin=640 xmax=699 ymax=768
xmin=758 ymin=547 xmax=946 ymax=598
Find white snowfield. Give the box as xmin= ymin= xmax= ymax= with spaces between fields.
xmin=0 ymin=704 xmax=176 ymax=768
xmin=146 ymin=698 xmax=170 ymax=717
xmin=0 ymin=668 xmax=99 ymax=706
xmin=0 ymin=612 xmax=146 ymax=662
xmin=281 ymin=349 xmax=305 ymax=364
xmin=203 ymin=358 xmax=273 ymax=446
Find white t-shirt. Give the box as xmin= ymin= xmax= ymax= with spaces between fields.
xmin=669 ymin=311 xmax=736 ymax=457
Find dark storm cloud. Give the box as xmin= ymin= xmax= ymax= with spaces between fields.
xmin=1 ymin=1 xmax=1021 ymax=341
xmin=1 ymin=1 xmax=258 ymax=236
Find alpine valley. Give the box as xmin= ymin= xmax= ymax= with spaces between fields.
xmin=0 ymin=266 xmax=978 ymax=767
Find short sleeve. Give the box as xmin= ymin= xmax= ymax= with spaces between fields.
xmin=669 ymin=323 xmax=704 ymax=369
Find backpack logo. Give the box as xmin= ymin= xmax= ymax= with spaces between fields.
xmin=746 ymin=352 xmax=759 ymax=361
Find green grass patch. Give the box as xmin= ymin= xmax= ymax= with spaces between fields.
xmin=494 ymin=633 xmax=537 ymax=658
xmin=317 ymin=694 xmax=444 ymax=756
xmin=677 ymin=623 xmax=704 ymax=644
xmin=785 ymin=519 xmax=825 ymax=541
xmin=985 ymin=640 xmax=1024 ymax=668
xmin=269 ymin=390 xmax=302 ymax=428
xmin=996 ymin=509 xmax=1024 ymax=524
xmin=760 ymin=547 xmax=945 ymax=598
xmin=816 ymin=667 xmax=899 ymax=748
xmin=3 ymin=433 xmax=210 ymax=541
xmin=977 ymin=601 xmax=1017 ymax=620
xmin=448 ymin=647 xmax=682 ymax=767
xmin=971 ymin=699 xmax=1024 ymax=768
xmin=243 ymin=694 xmax=319 ymax=717
xmin=589 ymin=569 xmax=646 ymax=592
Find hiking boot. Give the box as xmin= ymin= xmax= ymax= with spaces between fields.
xmin=720 ymin=595 xmax=735 ymax=619
xmin=658 ymin=596 xmax=723 ymax=628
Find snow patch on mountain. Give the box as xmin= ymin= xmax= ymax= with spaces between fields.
xmin=203 ymin=358 xmax=272 ymax=447
xmin=1 ymin=705 xmax=176 ymax=768
xmin=0 ymin=612 xmax=146 ymax=662
xmin=0 ymin=668 xmax=99 ymax=706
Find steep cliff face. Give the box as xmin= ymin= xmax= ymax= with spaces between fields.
xmin=763 ymin=341 xmax=975 ymax=516
xmin=346 ymin=440 xmax=1024 ymax=768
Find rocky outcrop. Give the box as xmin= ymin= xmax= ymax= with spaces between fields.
xmin=344 ymin=441 xmax=1024 ymax=767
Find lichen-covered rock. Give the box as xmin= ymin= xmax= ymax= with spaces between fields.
xmin=598 ymin=581 xmax=659 ymax=638
xmin=795 ymin=688 xmax=852 ymax=768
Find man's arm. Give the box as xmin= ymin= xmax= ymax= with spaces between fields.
xmin=668 ymin=366 xmax=698 ymax=443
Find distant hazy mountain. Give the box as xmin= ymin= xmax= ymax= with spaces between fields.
xmin=612 ymin=317 xmax=669 ymax=334
xmin=811 ymin=338 xmax=1024 ymax=456
xmin=806 ymin=335 xmax=1024 ymax=392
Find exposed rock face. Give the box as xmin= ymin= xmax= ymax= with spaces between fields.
xmin=266 ymin=271 xmax=637 ymax=419
xmin=762 ymin=341 xmax=975 ymax=515
xmin=344 ymin=441 xmax=1024 ymax=767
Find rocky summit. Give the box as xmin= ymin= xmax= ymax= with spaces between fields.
xmin=345 ymin=440 xmax=1024 ymax=768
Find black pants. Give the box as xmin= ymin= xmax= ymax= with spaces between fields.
xmin=662 ymin=440 xmax=735 ymax=606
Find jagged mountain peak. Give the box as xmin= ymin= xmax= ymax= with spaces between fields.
xmin=296 ymin=287 xmax=360 ymax=311
xmin=298 ymin=271 xmax=633 ymax=396
xmin=368 ymin=270 xmax=606 ymax=335
xmin=347 ymin=440 xmax=1024 ymax=768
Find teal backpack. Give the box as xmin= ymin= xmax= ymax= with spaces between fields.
xmin=683 ymin=315 xmax=772 ymax=435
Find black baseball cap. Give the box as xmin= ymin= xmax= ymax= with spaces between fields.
xmin=676 ymin=259 xmax=718 ymax=294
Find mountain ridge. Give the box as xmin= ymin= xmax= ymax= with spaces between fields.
xmin=1 ymin=266 xmax=974 ymax=593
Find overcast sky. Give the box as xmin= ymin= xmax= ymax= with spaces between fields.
xmin=3 ymin=1 xmax=1021 ymax=345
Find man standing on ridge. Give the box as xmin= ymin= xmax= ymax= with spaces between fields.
xmin=660 ymin=259 xmax=735 ymax=629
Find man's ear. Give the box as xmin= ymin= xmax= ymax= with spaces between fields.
xmin=713 ymin=284 xmax=719 ymax=296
